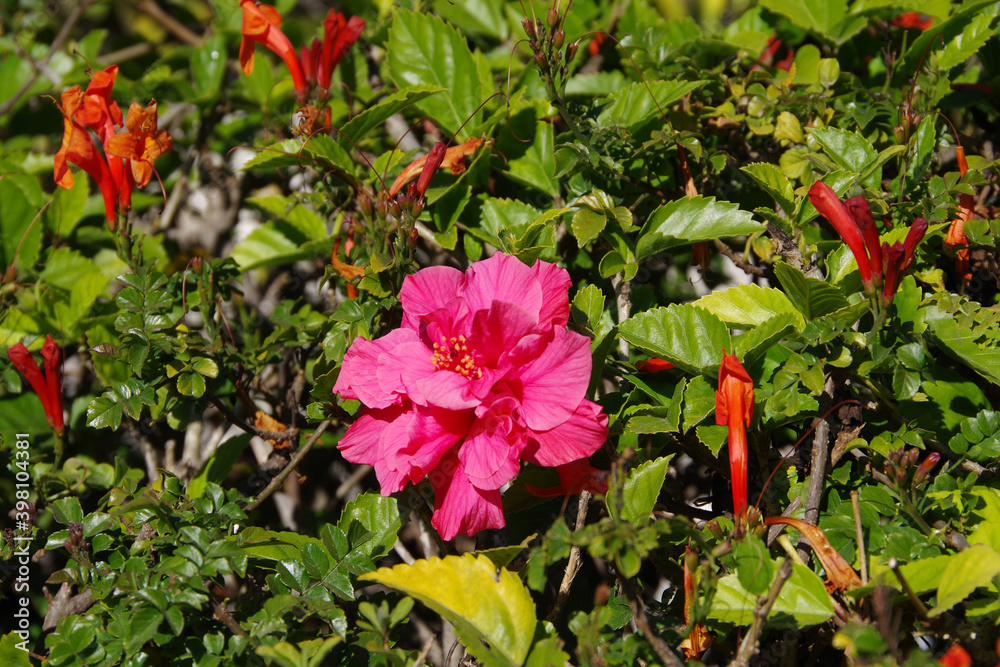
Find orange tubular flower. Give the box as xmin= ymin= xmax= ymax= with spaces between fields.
xmin=239 ymin=0 xmax=308 ymax=99
xmin=7 ymin=336 xmax=64 ymax=434
xmin=105 ymin=101 xmax=173 ymax=189
xmin=54 ymin=87 xmax=121 ymax=224
xmin=635 ymin=357 xmax=675 ymax=373
xmin=716 ymin=352 xmax=754 ymax=528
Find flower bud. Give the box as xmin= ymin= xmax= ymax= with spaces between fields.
xmin=893 ymin=125 xmax=907 ymax=145
xmin=358 ymin=191 xmax=373 ymax=217
xmin=705 ymin=519 xmax=725 ymax=540
xmin=566 ymin=42 xmax=578 ymax=61
xmin=190 ymin=256 xmax=203 ymax=273
xmin=553 ymin=29 xmax=565 ymax=48
xmin=522 ymin=19 xmax=535 ymax=38
xmin=913 ymin=452 xmax=940 ymax=487
xmin=546 ymin=8 xmax=559 ymax=27
xmin=409 ymin=228 xmax=419 ymax=245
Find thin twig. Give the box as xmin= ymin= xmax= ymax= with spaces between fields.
xmin=713 ymin=238 xmax=766 ymax=277
xmin=136 ymin=0 xmax=204 ymax=46
xmin=414 ymin=633 xmax=437 ymax=667
xmin=547 ymin=490 xmax=591 ymax=622
xmin=208 ymin=395 xmax=299 ymax=442
xmin=731 ymin=559 xmax=794 ymax=667
xmin=851 ymin=489 xmax=868 ymax=585
xmin=888 ymin=557 xmax=928 ymax=619
xmin=612 ymin=274 xmax=631 ymax=362
xmin=804 ymin=375 xmax=835 ymax=525
xmin=619 ymin=575 xmax=685 ymax=667
xmin=211 ymin=598 xmax=248 ymax=636
xmin=245 ymin=420 xmax=330 ymax=512
xmin=0 ymin=0 xmax=91 ymax=118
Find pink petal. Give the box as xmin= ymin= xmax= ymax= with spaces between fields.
xmin=406 ymin=370 xmax=481 ymax=410
xmin=388 ymin=405 xmax=475 ymax=483
xmin=523 ymin=399 xmax=608 ymax=467
xmin=337 ymin=405 xmax=406 ymax=465
xmin=458 ymin=414 xmax=524 ymax=490
xmin=334 ymin=329 xmax=420 ymax=408
xmin=380 ymin=340 xmax=434 ymax=397
xmin=531 ymin=259 xmax=571 ymax=328
xmin=511 ymin=327 xmax=592 ymax=431
xmin=470 ymin=300 xmax=539 ymax=369
xmin=400 ymin=265 xmax=465 ymax=331
xmin=461 ymin=252 xmax=543 ymax=320
xmin=428 ymin=450 xmax=505 ymax=540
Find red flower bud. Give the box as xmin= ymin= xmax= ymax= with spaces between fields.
xmin=415 ymin=142 xmax=446 ymax=199
xmin=809 ymin=182 xmax=873 ymax=287
xmin=881 ymin=241 xmax=905 ymax=306
xmin=901 ymin=217 xmax=927 ymax=272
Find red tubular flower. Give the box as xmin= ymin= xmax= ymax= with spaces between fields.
xmin=900 ymin=217 xmax=927 ymax=272
xmin=809 ymin=182 xmax=873 ymax=288
xmin=239 ymin=0 xmax=308 ymax=99
xmin=7 ymin=336 xmax=64 ymax=434
xmin=318 ymin=11 xmax=366 ymax=90
xmin=845 ymin=196 xmax=883 ymax=283
xmin=415 ymin=142 xmax=447 ymax=199
xmin=716 ymin=352 xmax=754 ymax=527
xmin=892 ymin=12 xmax=934 ymax=30
xmin=301 ymin=39 xmax=320 ymax=85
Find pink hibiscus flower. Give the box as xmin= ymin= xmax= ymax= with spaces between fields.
xmin=333 ymin=253 xmax=609 ymax=539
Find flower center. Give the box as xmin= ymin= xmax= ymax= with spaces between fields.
xmin=430 ymin=335 xmax=482 ymax=379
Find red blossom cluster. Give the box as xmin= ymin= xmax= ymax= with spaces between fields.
xmin=54 ymin=65 xmax=172 ymax=229
xmin=809 ymin=182 xmax=926 ymax=306
xmin=238 ymin=0 xmax=364 ymax=116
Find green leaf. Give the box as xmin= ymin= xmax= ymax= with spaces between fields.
xmin=505 ymin=106 xmax=558 ymax=197
xmin=230 ymin=204 xmax=333 ymax=270
xmin=891 ymin=0 xmax=999 ymax=85
xmin=571 ymin=284 xmax=606 ymax=333
xmin=683 ymin=376 xmax=717 ymax=431
xmin=387 ymin=11 xmax=482 ymax=139
xmin=710 ymin=561 xmax=834 ymax=627
xmin=237 ymin=139 xmax=311 ymax=172
xmin=188 ymin=435 xmax=251 ymax=499
xmin=87 ymin=392 xmax=123 ymax=430
xmin=695 ymin=284 xmax=803 ymax=329
xmin=571 ymin=209 xmax=607 ymax=247
xmin=635 ymin=196 xmax=761 ymax=260
xmin=905 ymin=115 xmax=937 ymax=188
xmin=125 ymin=607 xmax=164 ymax=656
xmin=598 ymin=80 xmax=704 ymax=128
xmin=937 ymin=6 xmax=1000 ymax=71
xmin=618 ymin=456 xmax=673 ymax=523
xmin=191 ymin=357 xmax=219 ymax=378
xmin=176 ymin=372 xmax=206 ymax=398
xmin=360 ymin=554 xmax=536 ymax=667
xmin=619 ymin=304 xmax=731 ymax=376
xmin=191 ymin=34 xmax=226 ymax=99
xmin=930 ymin=545 xmax=1000 ymax=616
xmin=0 ymin=631 xmax=33 ymax=665
xmin=809 ymin=126 xmax=878 ymax=185
xmin=52 ymin=497 xmax=84 ymax=525
xmin=734 ymin=534 xmax=775 ymax=595
xmin=736 ymin=313 xmax=801 ymax=366
xmin=741 ymin=163 xmax=796 ymax=215
xmin=928 ymin=317 xmax=1000 ymax=386
xmin=759 ymin=0 xmax=845 ymax=37
xmin=339 ymin=84 xmax=444 ymax=147
xmin=338 ymin=492 xmax=408 ymax=559
xmin=773 ymin=262 xmax=849 ymax=320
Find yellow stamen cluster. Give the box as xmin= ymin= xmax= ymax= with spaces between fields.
xmin=430 ymin=334 xmax=482 ymax=379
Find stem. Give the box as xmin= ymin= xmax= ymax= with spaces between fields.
xmin=245 ymin=420 xmax=329 ymax=512
xmin=730 ymin=559 xmax=794 ymax=667
xmin=618 ymin=575 xmax=686 ymax=667
xmin=804 ymin=374 xmax=835 ymax=525
xmin=547 ymin=490 xmax=590 ymax=623
xmin=851 ymin=489 xmax=869 ymax=585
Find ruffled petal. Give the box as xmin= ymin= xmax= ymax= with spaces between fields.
xmin=511 ymin=327 xmax=592 ymax=431
xmin=428 ymin=450 xmax=505 ymax=540
xmin=458 ymin=413 xmax=524 ymax=490
xmin=400 ymin=265 xmax=465 ymax=331
xmin=470 ymin=300 xmax=539 ymax=369
xmin=389 ymin=405 xmax=474 ymax=483
xmin=461 ymin=252 xmax=543 ymax=321
xmin=337 ymin=404 xmax=407 ymax=466
xmin=333 ymin=329 xmax=421 ymax=408
xmin=522 ymin=399 xmax=607 ymax=466
xmin=408 ymin=370 xmax=481 ymax=410
xmin=531 ymin=259 xmax=571 ymax=328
